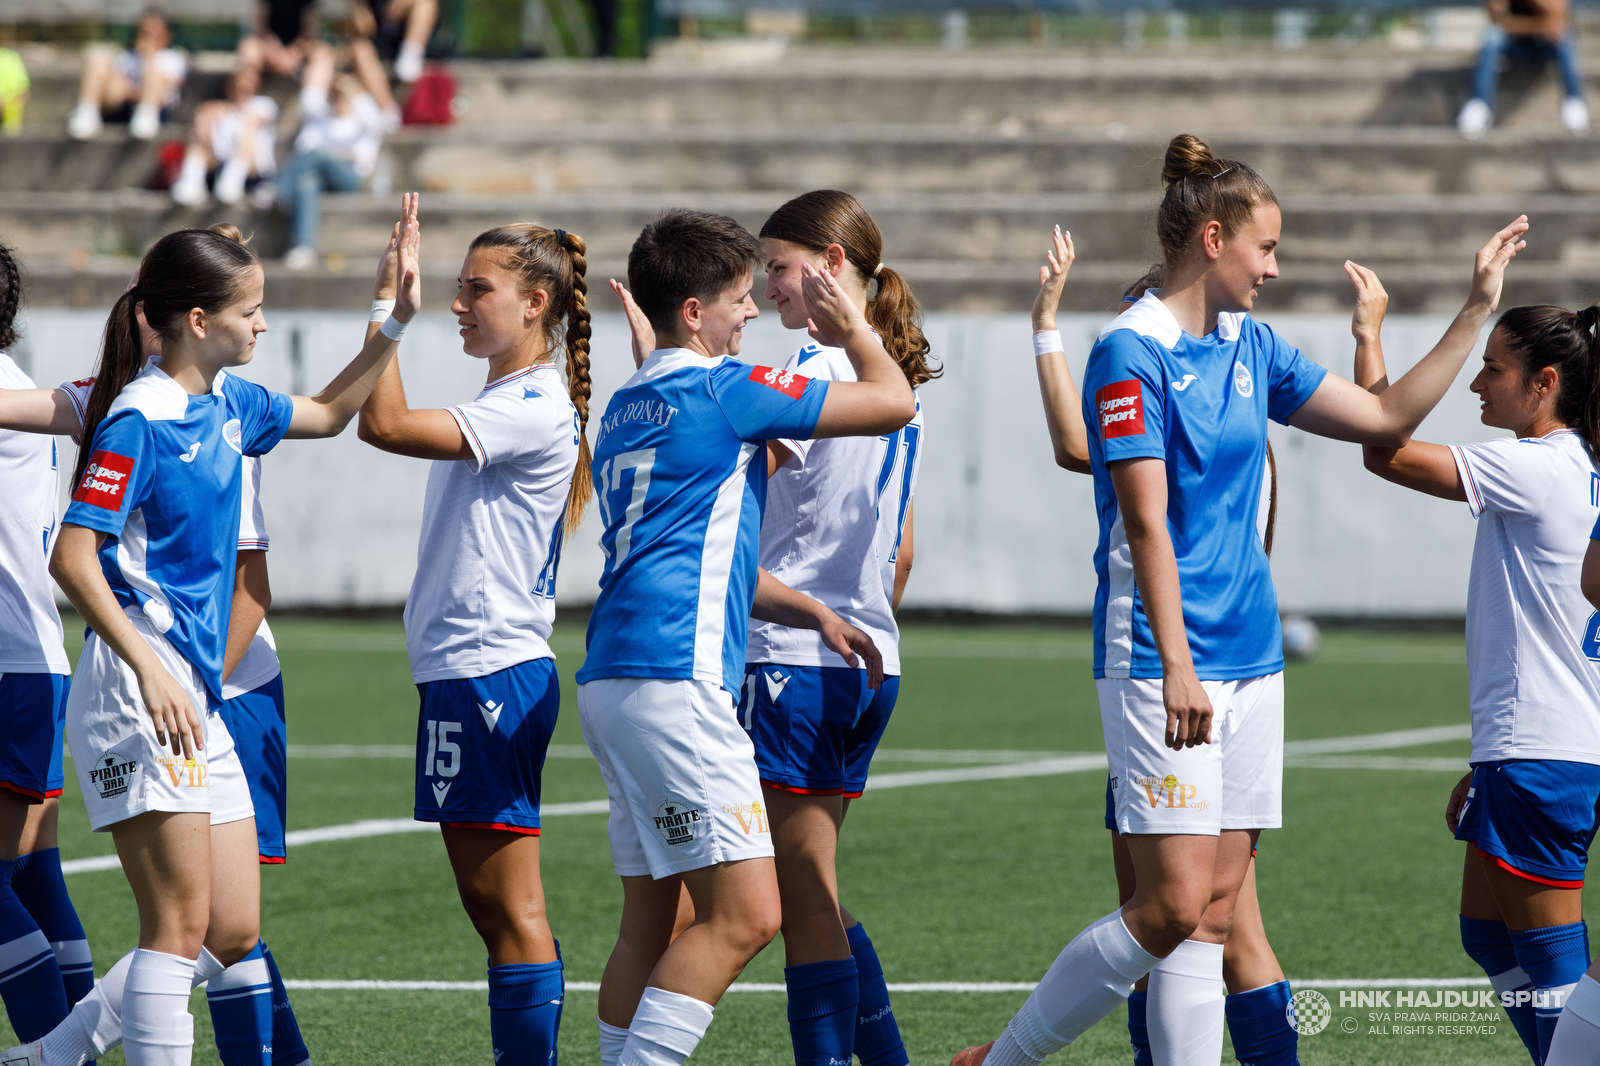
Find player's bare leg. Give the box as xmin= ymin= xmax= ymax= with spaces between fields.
xmin=650 ymin=857 xmax=781 ymax=1002
xmin=600 ymin=874 xmax=686 ymax=1027
xmin=203 ymin=817 xmax=262 ymax=964
xmin=1221 ymin=861 xmax=1284 ymax=993
xmin=441 ymin=827 xmax=557 ymax=964
xmin=766 ymin=788 xmax=849 ymax=964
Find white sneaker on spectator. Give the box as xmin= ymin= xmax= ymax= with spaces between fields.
xmin=1563 ymin=97 xmax=1590 ymax=134
xmin=395 ymin=41 xmax=425 ymax=82
xmin=248 ymin=180 xmax=277 ymax=210
xmin=1458 ymin=98 xmax=1492 ymax=138
xmin=284 ymin=245 xmax=318 ymax=270
xmin=381 ymin=103 xmax=403 ymax=132
xmin=214 ymin=160 xmax=249 ymax=205
xmin=171 ymin=155 xmax=209 ymax=207
xmin=129 ymin=103 xmax=160 ymax=140
xmin=66 ymin=100 xmax=101 ymax=140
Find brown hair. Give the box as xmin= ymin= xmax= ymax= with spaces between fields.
xmin=1494 ymin=304 xmax=1600 ymax=455
xmin=759 ymin=190 xmax=938 ymax=388
xmin=468 ymin=224 xmax=593 ymax=534
xmin=628 ymin=209 xmax=763 ymax=334
xmin=1157 ymin=134 xmax=1278 ymax=268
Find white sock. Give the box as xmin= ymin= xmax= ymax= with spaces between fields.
xmin=176 ymin=152 xmax=206 ymax=185
xmin=1147 ymin=940 xmax=1225 ymax=1066
xmin=395 ymin=39 xmax=425 ymax=81
xmin=987 ymin=910 xmax=1160 ymax=1066
xmin=599 ymin=1018 xmax=630 ymax=1066
xmin=35 ymin=946 xmax=220 ymax=1063
xmin=214 ymin=158 xmax=249 ymax=201
xmin=618 ymin=987 xmax=715 ymax=1066
xmin=1549 ymin=974 xmax=1600 ymax=1066
xmin=122 ymin=948 xmax=196 ymax=1065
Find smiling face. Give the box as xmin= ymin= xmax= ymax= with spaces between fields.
xmin=763 ymin=238 xmax=824 ymax=330
xmin=1208 ymin=201 xmax=1281 ymax=313
xmin=452 ymin=248 xmax=547 ymax=362
xmin=689 ymin=268 xmax=760 ymax=356
xmin=1470 ymin=328 xmax=1559 ymax=433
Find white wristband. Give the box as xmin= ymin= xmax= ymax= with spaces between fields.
xmin=379 ymin=315 xmax=408 ymax=342
xmin=370 ymin=299 xmax=395 ymax=322
xmin=1033 ymin=330 xmax=1063 ymax=358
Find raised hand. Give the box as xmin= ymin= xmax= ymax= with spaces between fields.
xmin=392 ymin=192 xmax=421 ymax=323
xmin=1344 ymin=260 xmax=1388 ymax=344
xmin=373 ymin=218 xmax=401 ymax=301
xmin=1032 ymin=225 xmax=1075 ymax=332
xmin=801 ymin=262 xmax=868 ymax=349
xmin=1468 ymin=215 xmax=1528 ymax=314
xmin=609 ymin=278 xmax=655 ymax=369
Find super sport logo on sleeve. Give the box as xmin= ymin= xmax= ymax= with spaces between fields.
xmin=749 ymin=365 xmax=810 ymax=399
xmin=1096 ymin=380 xmax=1146 ymax=439
xmin=73 ymin=451 xmax=134 ymax=510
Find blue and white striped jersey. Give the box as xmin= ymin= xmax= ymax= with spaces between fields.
xmin=577 ymin=349 xmax=828 ymax=695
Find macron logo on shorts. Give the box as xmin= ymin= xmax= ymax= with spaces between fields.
xmin=750 ymin=365 xmax=809 ymax=400
xmin=1097 ymin=380 xmax=1145 ymax=440
xmin=74 ymin=450 xmax=134 ymax=510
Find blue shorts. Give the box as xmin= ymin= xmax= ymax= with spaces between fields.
xmin=0 ymin=673 xmax=69 ymax=802
xmin=217 ymin=675 xmax=287 ymax=863
xmin=414 ymin=658 xmax=560 ymax=833
xmin=1455 ymin=760 xmax=1600 ymax=888
xmin=741 ymin=664 xmax=898 ymax=798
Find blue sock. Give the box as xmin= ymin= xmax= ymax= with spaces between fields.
xmin=1511 ymin=921 xmax=1591 ymax=1063
xmin=1462 ymin=915 xmax=1539 ymax=1063
xmin=488 ymin=947 xmax=564 ymax=1065
xmin=1224 ymin=981 xmax=1299 ymax=1065
xmin=846 ymin=923 xmax=907 ymax=1066
xmin=1126 ymin=989 xmax=1153 ymax=1066
xmin=11 ymin=848 xmax=94 ymax=1008
xmin=0 ymin=857 xmax=69 ymax=1041
xmin=261 ymin=939 xmax=312 ymax=1066
xmin=207 ymin=940 xmax=275 ymax=1066
xmin=785 ymin=957 xmax=859 ymax=1066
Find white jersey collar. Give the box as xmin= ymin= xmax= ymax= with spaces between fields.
xmin=1098 ymin=291 xmax=1245 ymax=348
xmin=624 ymin=347 xmax=726 ymax=390
xmin=107 ymin=361 xmax=224 ymax=421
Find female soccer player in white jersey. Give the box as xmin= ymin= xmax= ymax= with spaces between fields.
xmin=1353 ymin=292 xmax=1600 ymax=1066
xmin=355 ymin=215 xmax=594 ymax=1065
xmin=732 ymin=189 xmax=936 ymax=1066
xmin=3 ymin=210 xmax=418 ymax=1066
xmin=953 ymin=134 xmax=1527 ymax=1066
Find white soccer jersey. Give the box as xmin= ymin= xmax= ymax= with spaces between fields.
xmin=746 ymin=343 xmax=923 ymax=676
xmin=58 ymin=376 xmax=280 ymax=698
xmin=0 ymin=354 xmax=69 ymax=674
xmin=1450 ymin=430 xmax=1600 ymax=765
xmin=404 ymin=364 xmax=579 ymax=684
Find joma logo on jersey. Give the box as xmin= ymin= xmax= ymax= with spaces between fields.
xmin=750 ymin=365 xmax=809 ymax=399
xmin=654 ymin=799 xmax=702 ymax=846
xmin=158 ymin=755 xmax=207 ymax=789
xmin=1134 ymin=773 xmax=1205 ymax=809
xmin=73 ymin=450 xmax=134 ymax=510
xmin=1096 ymin=380 xmax=1145 ymax=439
xmin=723 ymin=801 xmax=770 ymax=835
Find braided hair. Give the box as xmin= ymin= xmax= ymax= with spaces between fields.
xmin=0 ymin=239 xmax=22 ymax=352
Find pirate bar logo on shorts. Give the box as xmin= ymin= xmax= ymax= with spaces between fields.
xmin=654 ymin=798 xmax=703 ymax=847
xmin=89 ymin=752 xmax=137 ymax=800
xmin=74 ymin=450 xmax=134 ymax=511
xmin=750 ymin=365 xmax=809 ymax=400
xmin=1096 ymin=380 xmax=1145 ymax=439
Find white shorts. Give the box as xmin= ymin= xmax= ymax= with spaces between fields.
xmin=67 ymin=610 xmax=254 ymax=833
xmin=577 ymin=677 xmax=774 ymax=879
xmin=1099 ymin=672 xmax=1283 ymax=836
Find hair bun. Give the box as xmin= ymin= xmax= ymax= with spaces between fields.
xmin=207 ymin=222 xmax=248 ymax=246
xmin=1581 ymin=305 xmax=1600 ymax=333
xmin=1162 ymin=133 xmax=1217 ymax=186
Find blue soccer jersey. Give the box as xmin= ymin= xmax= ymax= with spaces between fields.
xmin=577 ymin=349 xmax=828 ymax=696
xmin=1082 ymin=292 xmax=1327 ymax=680
xmin=62 ymin=365 xmax=293 ymax=701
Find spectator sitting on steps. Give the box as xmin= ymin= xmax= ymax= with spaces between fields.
xmin=238 ymin=0 xmax=321 ymax=81
xmin=277 ymin=43 xmax=388 ymax=271
xmin=1458 ymin=0 xmax=1589 ymax=137
xmin=66 ymin=8 xmax=187 ymax=141
xmin=348 ymin=0 xmax=438 ymax=83
xmin=171 ymin=65 xmax=279 ymax=209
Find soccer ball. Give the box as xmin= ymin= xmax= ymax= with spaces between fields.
xmin=1282 ymin=615 xmax=1320 ymax=660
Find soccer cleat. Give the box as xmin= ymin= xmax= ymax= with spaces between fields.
xmin=1563 ymin=97 xmax=1590 ymax=134
xmin=0 ymin=1041 xmax=41 ymax=1066
xmin=1457 ymin=98 xmax=1491 ymax=138
xmin=66 ymin=102 xmax=101 ymax=140
xmin=950 ymin=1040 xmax=994 ymax=1066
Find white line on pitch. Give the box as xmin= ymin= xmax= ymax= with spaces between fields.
xmin=281 ymin=977 xmax=1489 ymax=993
xmin=284 ymin=744 xmax=1077 ymax=763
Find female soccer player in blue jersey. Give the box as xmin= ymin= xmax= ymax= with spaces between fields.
xmin=954 ymin=133 xmax=1527 ymax=1066
xmin=3 ymin=209 xmax=418 ymax=1066
xmin=734 ymin=189 xmax=937 ymax=1066
xmin=356 ymin=214 xmax=594 ymax=1065
xmin=1355 ymin=288 xmax=1600 ymax=1065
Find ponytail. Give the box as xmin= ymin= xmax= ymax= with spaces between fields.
xmin=559 ymin=232 xmax=594 ymax=536
xmin=73 ymin=287 xmax=146 ymax=489
xmin=1263 ymin=440 xmax=1278 ymax=558
xmin=1495 ymin=303 xmax=1600 ymax=456
xmin=0 ymin=238 xmax=22 ymax=352
xmin=760 ymin=189 xmax=940 ymax=387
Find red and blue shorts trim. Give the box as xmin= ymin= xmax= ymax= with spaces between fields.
xmin=1455 ymin=760 xmax=1600 ymax=888
xmin=0 ymin=673 xmax=70 ymax=805
xmin=741 ymin=665 xmax=900 ymax=799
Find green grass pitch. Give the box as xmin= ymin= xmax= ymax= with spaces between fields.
xmin=5 ymin=617 xmax=1589 ymax=1064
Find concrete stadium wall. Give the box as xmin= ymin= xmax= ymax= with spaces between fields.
xmin=13 ymin=308 xmax=1501 ymax=616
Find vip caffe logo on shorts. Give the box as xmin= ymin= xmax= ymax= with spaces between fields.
xmin=89 ymin=752 xmax=137 ymax=799
xmin=158 ymin=754 xmax=207 ymax=788
xmin=653 ymin=797 xmax=703 ymax=846
xmin=1328 ymin=989 xmax=1505 ymax=1039
xmin=722 ymin=800 xmax=769 ymax=835
xmin=1132 ymin=773 xmax=1209 ymax=810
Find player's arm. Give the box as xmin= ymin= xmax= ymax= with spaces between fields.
xmin=222 ymin=550 xmax=270 ymax=684
xmin=1497 ymin=0 xmax=1567 ymax=37
xmin=50 ymin=524 xmax=202 ymax=758
xmin=1033 ymin=226 xmax=1091 ymax=474
xmin=287 ymin=193 xmax=419 ymax=440
xmin=892 ymin=501 xmax=914 ymax=612
xmin=1288 ymin=218 xmax=1527 ymax=447
xmin=0 ymin=387 xmax=80 ymax=435
xmin=1109 ymin=456 xmax=1212 ymax=750
xmin=802 ymin=265 xmax=916 ymax=439
xmin=1582 ymin=538 xmax=1600 ymax=610
xmin=753 ymin=568 xmax=884 ymax=689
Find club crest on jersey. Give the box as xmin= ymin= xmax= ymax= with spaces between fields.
xmin=1096 ymin=380 xmax=1145 ymax=439
xmin=223 ymin=418 xmax=243 ymax=453
xmin=653 ymin=797 xmax=703 ymax=846
xmin=73 ymin=450 xmax=134 ymax=510
xmin=1233 ymin=363 xmax=1253 ymax=398
xmin=89 ymin=752 xmax=137 ymax=800
xmin=750 ymin=365 xmax=809 ymax=400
